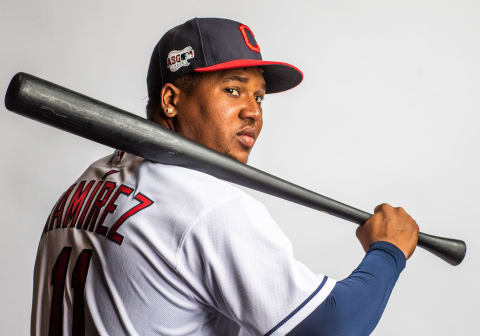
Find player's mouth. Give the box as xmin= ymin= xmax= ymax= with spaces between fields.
xmin=237 ymin=127 xmax=256 ymax=148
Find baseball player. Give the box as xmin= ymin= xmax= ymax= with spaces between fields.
xmin=31 ymin=18 xmax=419 ymax=335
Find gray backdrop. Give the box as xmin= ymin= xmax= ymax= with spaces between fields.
xmin=1 ymin=0 xmax=478 ymax=334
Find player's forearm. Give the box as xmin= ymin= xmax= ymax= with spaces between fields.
xmin=288 ymin=241 xmax=406 ymax=336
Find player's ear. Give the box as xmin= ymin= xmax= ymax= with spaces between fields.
xmin=160 ymin=83 xmax=181 ymax=118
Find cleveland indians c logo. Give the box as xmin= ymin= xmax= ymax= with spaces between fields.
xmin=238 ymin=24 xmax=261 ymax=53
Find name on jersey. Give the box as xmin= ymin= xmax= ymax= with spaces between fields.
xmin=42 ymin=178 xmax=153 ymax=245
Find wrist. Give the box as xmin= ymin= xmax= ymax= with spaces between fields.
xmin=368 ymin=241 xmax=407 ymax=274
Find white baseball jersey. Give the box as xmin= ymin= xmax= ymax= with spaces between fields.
xmin=31 ymin=150 xmax=336 ymax=335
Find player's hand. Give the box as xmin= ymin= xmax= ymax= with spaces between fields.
xmin=356 ymin=203 xmax=419 ymax=259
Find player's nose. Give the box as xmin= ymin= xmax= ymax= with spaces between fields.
xmin=239 ymin=95 xmax=262 ymax=122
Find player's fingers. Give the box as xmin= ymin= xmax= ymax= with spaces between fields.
xmin=374 ymin=203 xmax=393 ymax=214
xmin=394 ymin=206 xmax=413 ymax=219
xmin=356 ymin=225 xmax=362 ymax=238
xmin=355 ymin=226 xmax=368 ymax=252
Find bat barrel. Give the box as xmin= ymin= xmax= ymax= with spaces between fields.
xmin=5 ymin=72 xmax=193 ymax=164
xmin=4 ymin=72 xmax=467 ymax=266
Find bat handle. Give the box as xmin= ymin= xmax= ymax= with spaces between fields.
xmin=417 ymin=232 xmax=466 ymax=266
xmin=349 ymin=211 xmax=466 ymax=266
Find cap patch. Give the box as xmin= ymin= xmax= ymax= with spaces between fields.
xmin=167 ymin=46 xmax=195 ymax=72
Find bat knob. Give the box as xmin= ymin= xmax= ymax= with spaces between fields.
xmin=417 ymin=232 xmax=466 ymax=266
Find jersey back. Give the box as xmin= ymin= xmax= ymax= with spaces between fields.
xmin=31 ymin=151 xmax=335 ymax=336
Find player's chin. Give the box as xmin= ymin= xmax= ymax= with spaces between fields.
xmin=230 ymin=144 xmax=252 ymax=164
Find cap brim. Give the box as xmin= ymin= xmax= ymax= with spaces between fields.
xmin=194 ymin=59 xmax=303 ymax=94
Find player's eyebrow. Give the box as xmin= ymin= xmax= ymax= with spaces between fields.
xmin=223 ymin=75 xmax=249 ymax=83
xmin=223 ymin=75 xmax=267 ymax=90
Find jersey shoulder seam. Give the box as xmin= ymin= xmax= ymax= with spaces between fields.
xmin=174 ymin=191 xmax=245 ymax=271
xmin=173 ymin=192 xmax=244 ymax=304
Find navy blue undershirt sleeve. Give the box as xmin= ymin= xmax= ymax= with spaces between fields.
xmin=286 ymin=241 xmax=406 ymax=336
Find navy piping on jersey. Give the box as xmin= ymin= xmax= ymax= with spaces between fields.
xmin=264 ymin=276 xmax=329 ymax=336
xmin=286 ymin=241 xmax=406 ymax=336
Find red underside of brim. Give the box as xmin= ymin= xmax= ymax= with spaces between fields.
xmin=194 ymin=59 xmax=303 ymax=77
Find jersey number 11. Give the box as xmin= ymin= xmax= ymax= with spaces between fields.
xmin=49 ymin=247 xmax=93 ymax=336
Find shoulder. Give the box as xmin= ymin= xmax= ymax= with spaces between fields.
xmin=107 ymin=152 xmax=258 ymax=230
xmin=139 ymin=157 xmax=248 ymax=212
xmin=78 ymin=151 xmax=257 ymax=219
xmin=83 ymin=151 xmax=244 ymax=206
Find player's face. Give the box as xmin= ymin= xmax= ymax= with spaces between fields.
xmin=175 ymin=68 xmax=266 ymax=163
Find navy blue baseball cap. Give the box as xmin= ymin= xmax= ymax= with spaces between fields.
xmin=147 ymin=17 xmax=303 ymax=98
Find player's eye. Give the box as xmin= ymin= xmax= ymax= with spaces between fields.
xmin=225 ymin=88 xmax=240 ymax=96
xmin=255 ymin=95 xmax=264 ymax=104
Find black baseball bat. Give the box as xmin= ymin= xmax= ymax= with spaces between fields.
xmin=4 ymin=72 xmax=466 ymax=265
